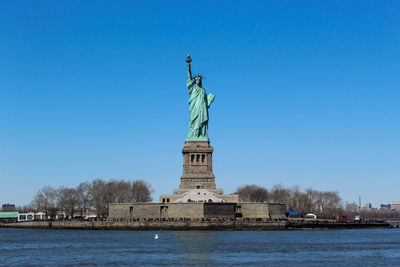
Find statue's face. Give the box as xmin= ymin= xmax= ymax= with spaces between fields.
xmin=195 ymin=77 xmax=202 ymax=85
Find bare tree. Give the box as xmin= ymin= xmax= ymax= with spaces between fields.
xmin=305 ymin=188 xmax=319 ymax=214
xmin=27 ymin=178 xmax=155 ymax=219
xmin=104 ymin=180 xmax=128 ymax=203
xmin=271 ymin=184 xmax=290 ymax=204
xmin=286 ymin=186 xmax=300 ymax=211
xmin=90 ymin=179 xmax=108 ymax=219
xmin=235 ymin=185 xmax=270 ymax=202
xmin=31 ymin=191 xmax=45 ymax=211
xmin=236 ymin=184 xmax=344 ymax=218
xmin=114 ymin=180 xmax=131 ymax=203
xmin=105 ymin=180 xmax=118 ymax=204
xmin=321 ymin=191 xmax=342 ymax=218
xmin=101 ymin=180 xmax=121 ymax=216
xmin=296 ymin=191 xmax=313 ymax=215
xmin=31 ymin=185 xmax=58 ymax=218
xmin=131 ymin=180 xmax=153 ymax=202
xmin=57 ymin=187 xmax=78 ymax=218
xmin=76 ymin=182 xmax=92 ymax=216
xmin=287 ymin=186 xmax=308 ymax=214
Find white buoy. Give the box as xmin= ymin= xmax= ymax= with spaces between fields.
xmin=154 ymin=234 xmax=159 ymax=240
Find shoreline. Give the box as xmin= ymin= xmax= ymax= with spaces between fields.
xmin=0 ymin=220 xmax=391 ymax=231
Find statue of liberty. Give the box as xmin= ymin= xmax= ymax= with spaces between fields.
xmin=185 ymin=55 xmax=215 ymax=141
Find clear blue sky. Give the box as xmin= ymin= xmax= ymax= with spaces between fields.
xmin=1 ymin=1 xmax=399 ymax=207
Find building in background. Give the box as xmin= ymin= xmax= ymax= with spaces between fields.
xmin=345 ymin=202 xmax=359 ymax=212
xmin=380 ymin=204 xmax=391 ymax=210
xmin=364 ymin=202 xmax=372 ymax=210
xmin=1 ymin=203 xmax=16 ymax=212
xmin=18 ymin=212 xmax=46 ymax=222
xmin=391 ymin=202 xmax=400 ymax=212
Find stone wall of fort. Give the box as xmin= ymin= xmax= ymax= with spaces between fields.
xmin=109 ymin=202 xmax=286 ymax=220
xmin=239 ymin=203 xmax=270 ymax=218
xmin=268 ymin=203 xmax=287 ymax=219
xmin=167 ymin=203 xmax=204 ymax=218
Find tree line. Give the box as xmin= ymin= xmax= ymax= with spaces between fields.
xmin=235 ymin=184 xmax=343 ymax=218
xmin=26 ymin=179 xmax=394 ymax=220
xmin=26 ymin=179 xmax=153 ymax=219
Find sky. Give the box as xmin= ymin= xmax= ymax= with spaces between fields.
xmin=1 ymin=1 xmax=399 ymax=207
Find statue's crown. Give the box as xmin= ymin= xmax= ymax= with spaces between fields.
xmin=194 ymin=73 xmax=205 ymax=80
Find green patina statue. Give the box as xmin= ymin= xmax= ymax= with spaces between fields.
xmin=185 ymin=55 xmax=215 ymax=141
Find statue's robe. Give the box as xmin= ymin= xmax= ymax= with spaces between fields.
xmin=187 ymin=79 xmax=214 ymax=140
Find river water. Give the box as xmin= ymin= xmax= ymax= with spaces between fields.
xmin=1 ymin=228 xmax=399 ymax=266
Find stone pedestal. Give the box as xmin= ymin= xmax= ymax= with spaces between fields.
xmin=159 ymin=140 xmax=239 ymax=204
xmin=180 ymin=141 xmax=216 ymax=189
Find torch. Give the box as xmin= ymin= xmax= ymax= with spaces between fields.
xmin=186 ymin=54 xmax=192 ymax=64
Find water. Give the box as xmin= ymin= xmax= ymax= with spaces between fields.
xmin=1 ymin=228 xmax=399 ymax=266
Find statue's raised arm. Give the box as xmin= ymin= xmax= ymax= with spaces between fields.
xmin=186 ymin=54 xmax=192 ymax=81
